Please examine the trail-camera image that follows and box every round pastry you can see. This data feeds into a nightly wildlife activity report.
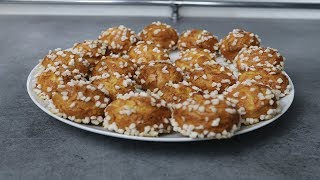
[40,48,89,76]
[219,29,261,61]
[177,29,219,52]
[139,21,179,50]
[34,65,84,99]
[128,41,169,64]
[235,46,285,73]
[72,40,108,69]
[103,91,172,137]
[98,25,137,54]
[35,49,88,99]
[91,73,136,101]
[170,95,240,139]
[188,64,236,94]
[135,61,183,91]
[151,81,203,106]
[91,54,136,77]
[51,80,109,125]
[238,70,290,97]
[225,80,281,125]
[175,48,216,72]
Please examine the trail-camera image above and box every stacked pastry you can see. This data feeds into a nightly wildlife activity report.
[33,21,291,139]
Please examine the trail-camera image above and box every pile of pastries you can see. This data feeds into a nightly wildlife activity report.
[33,21,291,139]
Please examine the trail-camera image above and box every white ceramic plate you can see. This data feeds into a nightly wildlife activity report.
[27,53,294,142]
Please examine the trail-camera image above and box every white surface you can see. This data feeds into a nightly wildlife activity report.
[179,7,320,19]
[26,55,295,142]
[1,3,320,19]
[0,4,171,17]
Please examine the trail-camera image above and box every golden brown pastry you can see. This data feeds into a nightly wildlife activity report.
[188,64,236,94]
[72,40,108,69]
[219,29,261,61]
[51,80,109,125]
[178,29,219,52]
[171,95,240,139]
[238,70,290,97]
[91,73,136,101]
[35,66,83,99]
[98,25,137,54]
[32,23,293,140]
[135,61,183,91]
[103,91,172,137]
[128,41,169,64]
[150,81,203,106]
[174,48,216,72]
[91,54,136,77]
[41,48,89,76]
[225,80,281,125]
[139,21,178,51]
[35,48,89,99]
[235,46,284,73]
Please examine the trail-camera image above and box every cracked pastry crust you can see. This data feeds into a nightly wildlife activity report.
[90,73,136,101]
[103,92,172,137]
[35,49,89,98]
[234,46,284,73]
[149,81,203,108]
[175,48,216,72]
[90,54,137,100]
[128,41,169,64]
[238,70,290,97]
[72,40,108,69]
[225,80,281,125]
[35,67,84,98]
[188,64,236,94]
[51,80,110,125]
[91,54,136,77]
[135,61,183,91]
[98,25,137,54]
[178,29,219,53]
[170,95,240,139]
[40,48,89,76]
[139,21,179,51]
[219,29,261,61]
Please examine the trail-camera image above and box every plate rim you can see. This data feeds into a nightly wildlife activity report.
[26,64,295,142]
